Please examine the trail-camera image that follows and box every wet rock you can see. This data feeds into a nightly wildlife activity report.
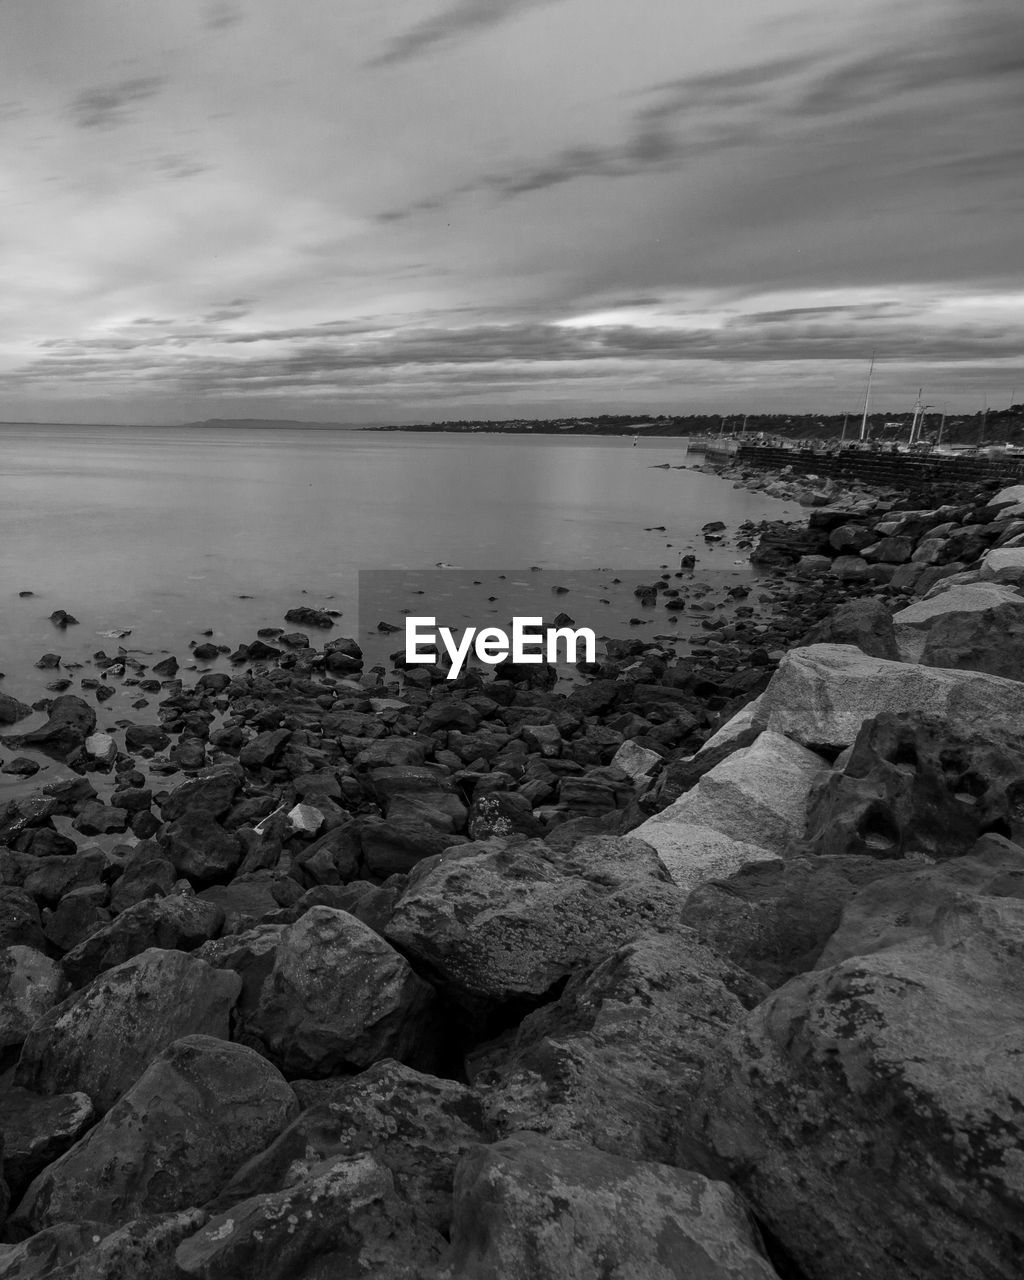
[108,855,178,913]
[12,1035,298,1232]
[473,928,764,1165]
[123,723,171,752]
[370,764,468,833]
[0,757,40,776]
[0,888,45,950]
[697,894,1024,1280]
[159,764,242,822]
[239,906,436,1077]
[16,948,241,1114]
[42,886,111,954]
[72,800,129,836]
[238,727,291,769]
[0,946,65,1048]
[633,730,828,892]
[358,818,464,879]
[61,893,224,987]
[284,605,334,628]
[17,695,96,760]
[0,1088,94,1201]
[442,1133,778,1280]
[0,692,32,726]
[294,821,362,883]
[467,791,543,841]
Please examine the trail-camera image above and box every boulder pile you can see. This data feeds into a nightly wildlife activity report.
[2,482,1024,1277]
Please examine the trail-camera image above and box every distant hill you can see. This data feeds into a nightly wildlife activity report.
[176,418,371,430]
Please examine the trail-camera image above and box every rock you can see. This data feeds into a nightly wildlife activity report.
[238,906,436,1077]
[697,895,1024,1280]
[238,727,291,769]
[474,928,764,1165]
[829,555,873,581]
[61,894,225,987]
[803,712,1024,861]
[108,855,178,913]
[49,609,79,627]
[212,1060,486,1236]
[748,643,1024,750]
[0,946,65,1048]
[353,738,427,768]
[151,654,179,677]
[861,534,915,564]
[72,800,129,835]
[632,730,828,892]
[17,695,96,759]
[12,1035,298,1232]
[817,835,1024,967]
[161,809,243,883]
[801,597,900,659]
[371,765,468,833]
[193,923,286,1022]
[84,732,117,768]
[0,757,40,776]
[385,836,688,1019]
[17,948,241,1113]
[23,849,113,907]
[0,1088,94,1201]
[173,1153,443,1280]
[467,791,543,841]
[287,802,324,836]
[442,1133,779,1280]
[284,605,335,628]
[0,888,45,950]
[980,546,1024,585]
[610,738,663,781]
[358,818,463,879]
[0,692,32,726]
[294,821,362,883]
[678,856,899,988]
[828,524,876,554]
[124,723,171,752]
[160,764,243,823]
[892,582,1024,676]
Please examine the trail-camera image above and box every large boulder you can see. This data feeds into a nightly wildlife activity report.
[61,893,224,987]
[473,927,764,1165]
[370,764,468,833]
[980,546,1024,585]
[803,712,1024,860]
[632,731,828,892]
[678,855,900,989]
[11,1035,297,1233]
[441,1133,779,1279]
[160,810,243,884]
[745,644,1024,750]
[159,765,242,822]
[211,1060,486,1235]
[892,582,1024,677]
[697,894,1024,1280]
[0,1088,94,1202]
[173,1153,444,1280]
[0,888,45,951]
[0,1209,205,1280]
[384,836,688,1019]
[0,947,65,1048]
[16,696,96,759]
[238,906,436,1077]
[16,948,241,1113]
[801,597,900,659]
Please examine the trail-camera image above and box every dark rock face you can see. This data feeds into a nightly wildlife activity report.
[60,895,225,987]
[124,722,171,752]
[16,696,96,760]
[159,765,242,822]
[0,1088,94,1202]
[697,893,1024,1280]
[16,948,241,1113]
[472,928,764,1166]
[284,605,335,628]
[11,1035,297,1233]
[802,597,900,660]
[0,888,46,950]
[443,1133,778,1280]
[161,810,244,883]
[678,856,902,989]
[0,691,33,726]
[237,906,437,1077]
[804,712,1024,860]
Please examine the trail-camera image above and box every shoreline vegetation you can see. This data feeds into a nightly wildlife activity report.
[2,451,1024,1276]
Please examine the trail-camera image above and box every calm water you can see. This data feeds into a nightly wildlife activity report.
[0,425,796,707]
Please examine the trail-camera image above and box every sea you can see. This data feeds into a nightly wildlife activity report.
[0,424,797,714]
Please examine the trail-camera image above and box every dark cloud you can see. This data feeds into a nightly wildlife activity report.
[368,0,562,68]
[206,2,243,30]
[71,77,164,129]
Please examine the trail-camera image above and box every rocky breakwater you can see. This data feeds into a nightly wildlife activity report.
[2,485,1024,1277]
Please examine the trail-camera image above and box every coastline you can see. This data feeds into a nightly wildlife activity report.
[3,460,1024,1275]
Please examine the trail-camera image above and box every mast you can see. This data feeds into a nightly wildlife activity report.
[859,350,876,441]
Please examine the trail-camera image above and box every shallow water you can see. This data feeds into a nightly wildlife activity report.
[0,425,796,712]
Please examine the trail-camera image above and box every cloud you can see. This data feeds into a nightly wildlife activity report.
[71,77,164,129]
[369,0,562,67]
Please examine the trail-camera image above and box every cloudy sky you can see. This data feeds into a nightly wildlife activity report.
[1,0,1021,422]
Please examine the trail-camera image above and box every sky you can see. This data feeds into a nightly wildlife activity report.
[0,0,1022,423]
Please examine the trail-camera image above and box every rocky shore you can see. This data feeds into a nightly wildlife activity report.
[2,473,1024,1278]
